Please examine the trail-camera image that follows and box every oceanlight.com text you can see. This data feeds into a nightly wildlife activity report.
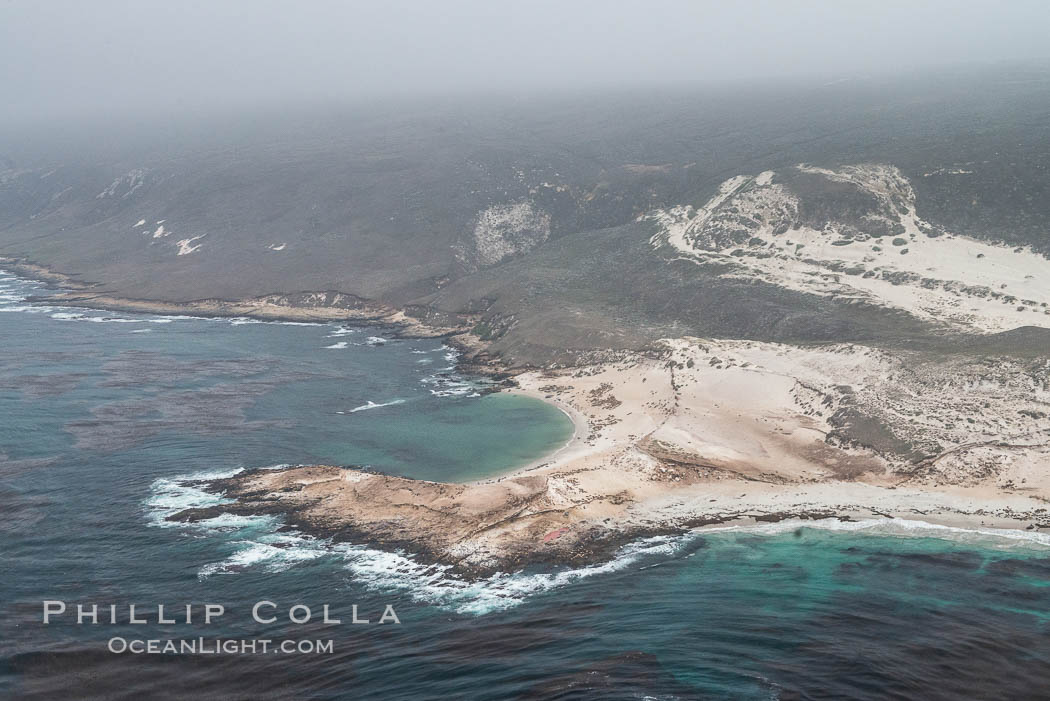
[107,637,335,655]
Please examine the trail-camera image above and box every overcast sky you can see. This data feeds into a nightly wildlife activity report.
[2,0,1049,124]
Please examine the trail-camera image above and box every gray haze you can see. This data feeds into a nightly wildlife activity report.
[2,0,1049,125]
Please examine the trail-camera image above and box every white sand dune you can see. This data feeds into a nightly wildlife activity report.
[650,163,1050,333]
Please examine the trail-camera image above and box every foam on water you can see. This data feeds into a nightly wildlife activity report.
[198,532,331,579]
[145,464,294,517]
[417,346,490,398]
[420,369,489,398]
[144,467,336,580]
[0,274,215,324]
[343,399,407,413]
[229,317,321,327]
[51,311,147,323]
[697,516,1050,550]
[332,535,686,616]
[144,467,245,528]
[325,332,398,349]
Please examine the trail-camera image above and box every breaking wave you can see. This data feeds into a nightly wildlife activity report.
[340,399,407,414]
[420,370,489,398]
[228,318,321,326]
[198,532,331,578]
[697,516,1050,549]
[418,345,493,398]
[324,334,390,349]
[331,535,685,615]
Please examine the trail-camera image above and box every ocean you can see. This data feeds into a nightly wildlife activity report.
[3,271,1050,700]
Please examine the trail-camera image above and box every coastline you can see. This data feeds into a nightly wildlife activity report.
[30,290,467,339]
[0,256,477,340]
[6,258,1050,578]
[171,345,1050,579]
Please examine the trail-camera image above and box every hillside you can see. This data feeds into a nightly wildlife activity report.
[2,66,1050,366]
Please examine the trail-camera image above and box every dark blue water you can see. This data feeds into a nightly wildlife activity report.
[3,271,1050,700]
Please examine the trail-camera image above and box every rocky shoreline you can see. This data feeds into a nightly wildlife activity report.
[165,336,1050,579]
[7,256,1050,578]
[1,255,517,378]
[167,464,856,579]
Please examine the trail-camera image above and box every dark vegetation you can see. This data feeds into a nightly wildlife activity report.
[2,65,1049,366]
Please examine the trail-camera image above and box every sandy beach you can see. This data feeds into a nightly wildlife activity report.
[173,335,1050,577]
[482,387,592,481]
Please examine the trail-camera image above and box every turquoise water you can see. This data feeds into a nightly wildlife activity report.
[3,272,1050,700]
[0,277,571,483]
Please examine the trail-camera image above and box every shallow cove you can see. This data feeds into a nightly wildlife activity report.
[0,271,573,484]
